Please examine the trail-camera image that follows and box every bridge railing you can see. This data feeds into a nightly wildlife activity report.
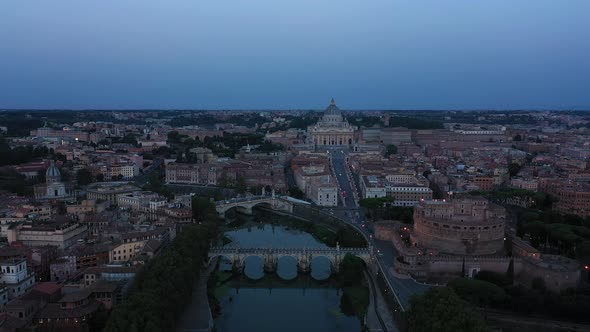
[209,247,371,253]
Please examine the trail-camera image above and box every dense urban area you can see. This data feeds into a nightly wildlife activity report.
[0,101,589,331]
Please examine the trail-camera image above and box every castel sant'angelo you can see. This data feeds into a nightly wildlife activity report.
[411,196,506,255]
[376,196,580,291]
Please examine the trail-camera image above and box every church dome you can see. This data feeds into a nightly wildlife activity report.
[324,98,341,116]
[46,161,61,182]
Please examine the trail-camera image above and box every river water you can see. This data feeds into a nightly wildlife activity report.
[214,223,362,332]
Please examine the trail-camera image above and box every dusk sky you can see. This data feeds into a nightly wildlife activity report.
[1,1,589,110]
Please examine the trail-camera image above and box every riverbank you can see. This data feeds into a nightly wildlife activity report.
[176,262,217,332]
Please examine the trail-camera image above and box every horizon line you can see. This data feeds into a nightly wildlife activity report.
[1,108,589,112]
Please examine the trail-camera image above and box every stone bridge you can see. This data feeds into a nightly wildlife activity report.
[215,193,296,217]
[208,245,373,274]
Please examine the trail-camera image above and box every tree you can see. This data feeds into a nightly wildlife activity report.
[407,287,489,332]
[461,257,466,278]
[359,197,395,221]
[475,271,512,287]
[192,197,218,223]
[0,167,28,195]
[167,131,180,143]
[104,223,217,331]
[531,277,546,292]
[36,170,46,183]
[235,176,247,194]
[76,168,95,185]
[508,162,522,177]
[287,186,305,199]
[339,253,364,287]
[143,172,173,199]
[384,144,398,157]
[513,134,522,141]
[449,278,507,307]
[506,258,514,284]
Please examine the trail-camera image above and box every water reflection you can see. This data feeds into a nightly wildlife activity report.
[243,256,264,280]
[225,224,327,249]
[277,256,297,280]
[310,256,332,280]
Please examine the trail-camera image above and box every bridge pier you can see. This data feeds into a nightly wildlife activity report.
[233,258,244,274]
[297,253,311,274]
[264,251,277,273]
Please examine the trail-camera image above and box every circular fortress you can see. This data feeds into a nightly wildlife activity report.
[411,197,506,255]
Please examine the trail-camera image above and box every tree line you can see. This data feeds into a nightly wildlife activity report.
[0,137,55,166]
[105,199,218,331]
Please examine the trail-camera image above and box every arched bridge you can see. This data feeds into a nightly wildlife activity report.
[208,245,373,274]
[215,194,298,217]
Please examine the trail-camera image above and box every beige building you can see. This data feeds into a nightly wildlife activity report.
[359,174,433,206]
[292,158,339,207]
[86,182,139,203]
[165,163,219,185]
[116,192,166,212]
[360,175,387,199]
[509,178,539,191]
[386,185,433,207]
[308,99,355,146]
[411,197,506,255]
[308,177,338,207]
[7,222,88,249]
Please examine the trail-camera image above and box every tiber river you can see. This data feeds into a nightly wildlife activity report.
[211,222,362,332]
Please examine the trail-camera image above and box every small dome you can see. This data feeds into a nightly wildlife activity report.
[46,161,61,178]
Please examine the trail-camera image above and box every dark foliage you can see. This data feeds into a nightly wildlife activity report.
[104,223,217,331]
[407,287,488,332]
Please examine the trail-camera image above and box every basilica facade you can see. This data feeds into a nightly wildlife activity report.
[308,99,356,146]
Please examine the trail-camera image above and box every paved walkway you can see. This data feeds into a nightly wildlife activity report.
[365,271,399,332]
[176,262,216,332]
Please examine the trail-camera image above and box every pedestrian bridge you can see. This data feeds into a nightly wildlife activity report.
[208,245,372,274]
[215,194,298,217]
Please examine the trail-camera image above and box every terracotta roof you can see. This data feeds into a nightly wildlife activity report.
[36,301,100,319]
[59,290,91,303]
[88,281,119,293]
[83,265,139,275]
[32,282,62,295]
[0,313,27,332]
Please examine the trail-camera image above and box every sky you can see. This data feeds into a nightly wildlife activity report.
[1,1,589,110]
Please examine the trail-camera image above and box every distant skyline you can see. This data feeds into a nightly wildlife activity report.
[1,1,589,110]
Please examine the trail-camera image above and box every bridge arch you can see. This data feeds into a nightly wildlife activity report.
[242,255,265,280]
[208,253,234,265]
[310,256,333,280]
[215,196,295,217]
[276,255,298,280]
[250,201,274,210]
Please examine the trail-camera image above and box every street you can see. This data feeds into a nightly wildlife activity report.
[328,148,430,309]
